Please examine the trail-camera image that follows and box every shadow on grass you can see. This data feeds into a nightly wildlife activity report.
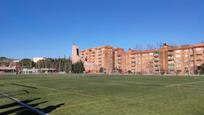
[11,83,38,89]
[17,103,65,115]
[0,90,30,99]
[0,98,41,109]
[0,98,64,115]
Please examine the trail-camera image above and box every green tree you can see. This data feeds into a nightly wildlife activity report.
[65,59,72,73]
[71,61,85,73]
[198,64,204,75]
[20,59,35,68]
[36,58,72,73]
[99,67,105,73]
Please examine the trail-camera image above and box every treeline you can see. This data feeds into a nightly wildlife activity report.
[19,58,84,73]
[36,58,72,73]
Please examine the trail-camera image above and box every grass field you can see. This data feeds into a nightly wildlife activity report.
[1,74,204,115]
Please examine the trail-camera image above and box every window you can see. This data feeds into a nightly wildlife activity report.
[76,49,79,56]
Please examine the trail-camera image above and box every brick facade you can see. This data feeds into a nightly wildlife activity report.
[73,43,204,75]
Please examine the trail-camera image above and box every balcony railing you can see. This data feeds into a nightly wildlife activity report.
[154,60,160,63]
[196,59,203,61]
[168,52,174,56]
[168,58,174,61]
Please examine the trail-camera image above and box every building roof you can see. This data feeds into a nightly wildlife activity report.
[80,45,113,52]
[0,66,16,70]
[168,43,204,51]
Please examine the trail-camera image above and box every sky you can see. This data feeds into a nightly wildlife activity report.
[0,0,204,59]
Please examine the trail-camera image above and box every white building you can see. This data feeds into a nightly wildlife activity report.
[33,57,45,63]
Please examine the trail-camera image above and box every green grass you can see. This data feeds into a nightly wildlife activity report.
[1,74,204,115]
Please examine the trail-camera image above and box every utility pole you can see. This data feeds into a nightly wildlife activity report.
[64,55,66,72]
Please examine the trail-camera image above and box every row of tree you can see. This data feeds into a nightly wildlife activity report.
[19,58,84,73]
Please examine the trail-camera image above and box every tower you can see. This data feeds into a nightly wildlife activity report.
[72,44,80,64]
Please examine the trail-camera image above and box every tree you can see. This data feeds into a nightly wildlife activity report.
[198,64,204,75]
[19,59,35,68]
[65,58,72,73]
[134,44,142,50]
[114,67,122,74]
[128,70,132,74]
[99,67,105,73]
[0,57,12,61]
[146,44,155,50]
[156,42,163,49]
[71,61,85,73]
[36,58,72,73]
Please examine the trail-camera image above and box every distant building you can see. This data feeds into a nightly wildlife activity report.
[33,57,45,63]
[114,48,126,73]
[123,43,204,75]
[0,59,21,74]
[72,44,80,64]
[22,68,38,74]
[21,68,57,74]
[72,43,204,75]
[80,46,114,74]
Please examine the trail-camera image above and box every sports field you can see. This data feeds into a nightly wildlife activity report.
[1,74,204,115]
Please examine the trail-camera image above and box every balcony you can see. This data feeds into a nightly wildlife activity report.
[168,63,174,66]
[98,50,102,54]
[154,60,160,63]
[154,64,160,67]
[154,69,160,72]
[196,53,203,56]
[168,52,174,56]
[168,60,174,64]
[196,59,203,62]
[131,65,136,67]
[154,55,159,58]
[168,58,174,61]
[168,67,174,70]
[116,60,121,64]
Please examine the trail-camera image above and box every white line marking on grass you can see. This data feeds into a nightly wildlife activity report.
[0,92,48,115]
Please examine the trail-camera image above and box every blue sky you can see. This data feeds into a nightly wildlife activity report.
[0,0,204,59]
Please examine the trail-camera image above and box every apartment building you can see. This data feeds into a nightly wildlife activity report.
[113,48,126,73]
[166,44,204,75]
[73,43,204,75]
[126,49,162,74]
[126,43,204,75]
[80,46,114,74]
